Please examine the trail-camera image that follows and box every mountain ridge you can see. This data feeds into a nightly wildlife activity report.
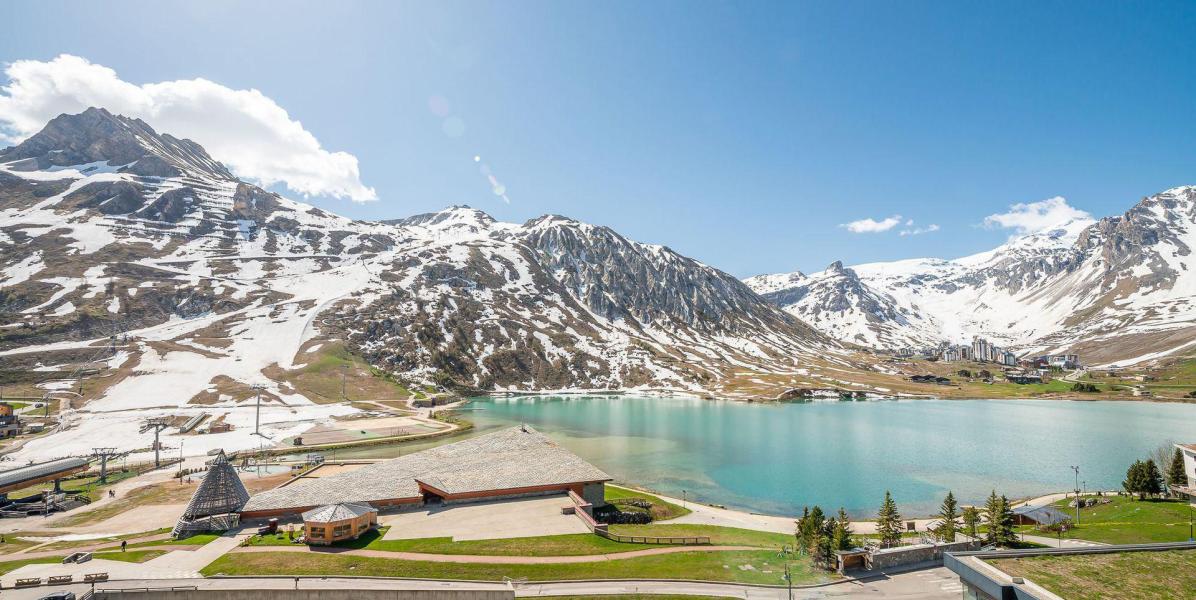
[747,185,1196,366]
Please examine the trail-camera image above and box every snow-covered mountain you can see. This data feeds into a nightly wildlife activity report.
[745,261,941,349]
[0,108,841,462]
[747,188,1196,366]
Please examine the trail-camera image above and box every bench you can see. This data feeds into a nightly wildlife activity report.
[15,577,41,588]
[48,575,74,585]
[84,572,109,583]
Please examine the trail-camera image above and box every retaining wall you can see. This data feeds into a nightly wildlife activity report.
[96,589,512,600]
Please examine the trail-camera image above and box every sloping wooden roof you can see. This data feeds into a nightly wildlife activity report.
[243,426,610,513]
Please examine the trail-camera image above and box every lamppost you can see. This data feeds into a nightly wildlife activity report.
[682,489,687,509]
[783,562,793,600]
[1070,465,1081,525]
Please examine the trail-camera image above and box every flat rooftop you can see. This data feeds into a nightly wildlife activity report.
[243,425,610,514]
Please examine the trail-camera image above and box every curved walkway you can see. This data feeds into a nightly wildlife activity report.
[231,544,756,564]
[0,568,965,600]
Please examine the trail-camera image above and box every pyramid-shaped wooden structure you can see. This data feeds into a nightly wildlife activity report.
[172,450,250,537]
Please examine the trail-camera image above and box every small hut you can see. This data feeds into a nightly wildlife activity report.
[301,502,377,545]
[172,450,250,538]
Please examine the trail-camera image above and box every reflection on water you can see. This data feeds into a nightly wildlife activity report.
[307,395,1196,518]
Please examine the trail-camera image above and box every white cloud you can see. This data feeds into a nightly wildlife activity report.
[899,223,940,236]
[0,55,376,202]
[841,215,902,233]
[982,196,1092,236]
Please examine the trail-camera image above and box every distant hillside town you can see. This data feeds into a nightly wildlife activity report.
[895,337,1081,378]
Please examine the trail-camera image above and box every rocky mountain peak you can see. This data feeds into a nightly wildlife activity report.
[0,107,233,180]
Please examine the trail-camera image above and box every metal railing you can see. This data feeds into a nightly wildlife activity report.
[567,490,711,545]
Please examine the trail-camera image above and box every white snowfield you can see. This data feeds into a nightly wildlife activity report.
[0,154,400,466]
[1,147,838,466]
[748,186,1196,365]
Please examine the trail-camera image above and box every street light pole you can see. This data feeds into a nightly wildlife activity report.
[1070,465,1081,525]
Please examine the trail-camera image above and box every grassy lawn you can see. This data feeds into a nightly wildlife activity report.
[271,342,414,404]
[247,527,666,556]
[990,549,1196,599]
[957,379,1092,398]
[605,485,691,520]
[131,532,222,547]
[559,596,736,600]
[0,556,63,575]
[1019,496,1196,544]
[7,468,140,502]
[92,549,167,563]
[607,524,791,548]
[0,535,45,555]
[203,549,829,585]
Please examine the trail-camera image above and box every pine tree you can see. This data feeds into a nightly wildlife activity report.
[962,506,980,539]
[1168,448,1187,492]
[832,507,854,551]
[795,507,810,551]
[1123,460,1146,500]
[996,495,1017,546]
[983,491,1002,545]
[1144,459,1164,497]
[799,506,826,556]
[811,520,834,569]
[876,491,903,548]
[933,491,959,542]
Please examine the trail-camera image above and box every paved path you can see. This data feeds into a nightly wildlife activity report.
[624,486,942,534]
[1018,533,1108,549]
[144,530,252,572]
[232,544,757,564]
[639,485,1118,540]
[1,543,197,561]
[0,464,180,535]
[0,568,964,600]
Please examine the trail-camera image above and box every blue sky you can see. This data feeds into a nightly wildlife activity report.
[2,1,1194,276]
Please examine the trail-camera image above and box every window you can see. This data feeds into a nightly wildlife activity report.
[308,527,325,537]
[333,524,352,537]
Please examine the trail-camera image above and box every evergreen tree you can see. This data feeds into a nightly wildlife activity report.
[1123,460,1147,500]
[962,506,980,539]
[1144,459,1164,497]
[832,507,855,551]
[933,491,959,542]
[995,495,1017,546]
[983,491,1002,545]
[876,491,903,548]
[811,520,834,569]
[795,507,810,551]
[798,506,826,556]
[1168,448,1188,491]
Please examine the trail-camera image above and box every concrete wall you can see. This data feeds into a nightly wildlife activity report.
[581,482,606,507]
[97,589,513,600]
[867,539,980,571]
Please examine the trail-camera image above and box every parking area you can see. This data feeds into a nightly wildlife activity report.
[380,494,590,541]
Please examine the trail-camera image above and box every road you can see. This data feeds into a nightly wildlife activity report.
[0,568,965,600]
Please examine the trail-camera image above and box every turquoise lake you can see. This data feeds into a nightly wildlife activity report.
[436,396,1196,518]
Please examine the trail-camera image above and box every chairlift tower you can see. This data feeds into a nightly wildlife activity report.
[251,384,266,437]
[141,418,172,468]
[90,447,123,483]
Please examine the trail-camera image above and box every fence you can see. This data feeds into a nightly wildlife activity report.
[567,489,710,546]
